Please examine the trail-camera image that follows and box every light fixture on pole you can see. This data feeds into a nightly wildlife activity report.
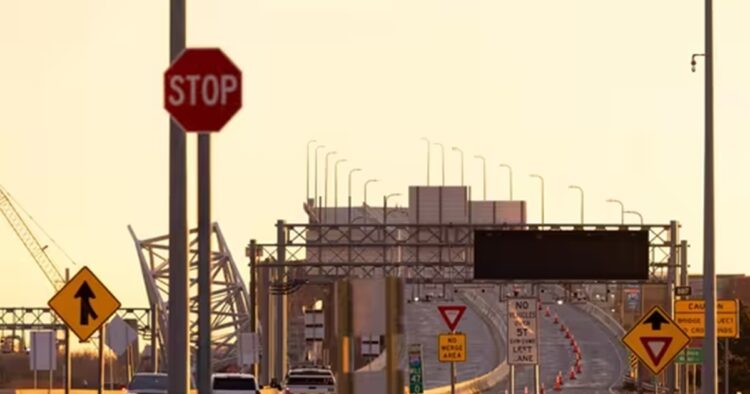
[314,145,326,208]
[334,158,347,223]
[324,151,337,211]
[624,210,643,225]
[421,138,431,186]
[499,164,513,200]
[451,147,464,186]
[606,199,625,224]
[434,143,445,186]
[474,155,487,200]
[383,193,402,224]
[530,174,545,224]
[363,179,379,207]
[347,168,362,223]
[568,185,584,224]
[306,140,317,202]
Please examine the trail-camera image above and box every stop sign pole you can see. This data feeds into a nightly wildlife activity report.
[165,43,242,394]
[167,1,189,394]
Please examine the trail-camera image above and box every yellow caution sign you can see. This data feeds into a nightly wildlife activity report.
[675,300,739,338]
[438,333,466,363]
[622,306,690,375]
[48,267,121,342]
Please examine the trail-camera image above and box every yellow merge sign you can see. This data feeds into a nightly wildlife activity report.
[622,306,690,375]
[48,267,121,342]
[438,333,466,363]
[675,300,739,338]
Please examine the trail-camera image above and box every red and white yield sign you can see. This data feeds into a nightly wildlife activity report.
[164,48,242,132]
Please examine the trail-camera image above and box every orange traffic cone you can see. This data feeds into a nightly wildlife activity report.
[545,307,551,317]
[524,386,529,394]
[569,366,577,380]
[553,314,559,324]
[555,371,564,389]
[553,379,562,391]
[570,337,576,346]
[560,323,566,332]
[540,383,546,394]
[564,330,571,339]
[538,302,542,311]
[575,352,582,361]
[576,362,583,374]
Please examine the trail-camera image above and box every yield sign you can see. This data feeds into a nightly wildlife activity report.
[437,305,466,332]
[622,305,690,375]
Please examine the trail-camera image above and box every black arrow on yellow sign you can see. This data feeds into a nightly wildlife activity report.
[74,281,98,325]
[643,310,669,330]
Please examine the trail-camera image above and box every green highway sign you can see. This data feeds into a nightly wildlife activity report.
[675,348,703,365]
[408,344,424,394]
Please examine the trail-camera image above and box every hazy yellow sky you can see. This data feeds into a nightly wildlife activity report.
[1,1,749,309]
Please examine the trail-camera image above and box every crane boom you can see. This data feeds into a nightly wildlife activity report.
[0,187,65,290]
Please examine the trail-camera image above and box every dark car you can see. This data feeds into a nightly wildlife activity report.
[126,373,169,394]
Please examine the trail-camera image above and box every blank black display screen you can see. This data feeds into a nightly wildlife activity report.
[473,230,649,281]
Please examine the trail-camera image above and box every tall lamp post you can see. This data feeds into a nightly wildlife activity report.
[421,138,431,186]
[383,193,402,224]
[347,168,362,223]
[334,158,347,223]
[474,155,487,200]
[624,210,643,225]
[606,199,625,224]
[434,143,445,186]
[451,147,464,186]
[693,2,717,390]
[569,185,584,224]
[499,164,513,200]
[324,151,337,213]
[306,140,317,202]
[363,179,379,224]
[529,174,544,224]
[314,145,326,208]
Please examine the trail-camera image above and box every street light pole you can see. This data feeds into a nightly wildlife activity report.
[314,145,326,208]
[693,1,717,391]
[499,164,513,200]
[624,210,643,225]
[569,185,584,224]
[606,199,625,224]
[364,179,379,207]
[434,143,445,186]
[530,174,544,224]
[334,158,347,223]
[421,138,431,186]
[347,168,362,223]
[451,147,464,186]
[306,140,317,202]
[474,155,487,200]
[383,193,401,224]
[324,151,337,213]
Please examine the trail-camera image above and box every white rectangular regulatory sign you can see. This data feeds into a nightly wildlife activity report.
[507,298,539,365]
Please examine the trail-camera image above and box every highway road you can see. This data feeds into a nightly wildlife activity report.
[404,293,501,389]
[506,301,628,394]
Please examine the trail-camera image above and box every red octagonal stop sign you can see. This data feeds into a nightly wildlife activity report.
[164,48,242,132]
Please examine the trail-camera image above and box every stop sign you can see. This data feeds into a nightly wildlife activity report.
[164,48,242,132]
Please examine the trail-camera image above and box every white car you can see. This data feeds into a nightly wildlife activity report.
[282,368,336,394]
[212,373,262,394]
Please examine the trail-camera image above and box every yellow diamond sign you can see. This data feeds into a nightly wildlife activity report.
[622,306,690,375]
[48,267,121,342]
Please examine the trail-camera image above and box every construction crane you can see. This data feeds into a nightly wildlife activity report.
[0,185,66,290]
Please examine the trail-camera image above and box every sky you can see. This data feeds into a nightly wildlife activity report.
[1,1,749,310]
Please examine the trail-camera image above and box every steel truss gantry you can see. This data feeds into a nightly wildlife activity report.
[129,223,251,370]
[251,222,680,286]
